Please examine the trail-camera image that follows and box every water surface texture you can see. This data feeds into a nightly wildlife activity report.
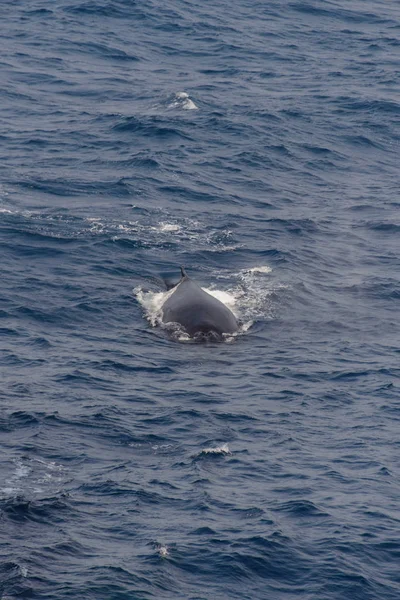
[1,1,399,598]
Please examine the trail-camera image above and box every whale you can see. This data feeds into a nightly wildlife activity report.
[161,267,238,338]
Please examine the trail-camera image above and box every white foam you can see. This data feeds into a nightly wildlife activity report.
[0,184,10,197]
[240,320,254,332]
[1,486,21,496]
[154,222,181,233]
[176,330,191,342]
[37,473,54,483]
[81,215,244,255]
[1,460,31,495]
[182,98,198,110]
[203,288,237,315]
[152,444,174,452]
[158,545,169,557]
[246,266,272,274]
[230,265,280,327]
[33,458,64,472]
[207,244,242,253]
[169,91,198,110]
[87,220,106,233]
[201,443,231,455]
[135,286,171,327]
[1,458,66,498]
[14,462,31,479]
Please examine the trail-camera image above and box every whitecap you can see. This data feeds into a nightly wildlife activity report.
[201,443,231,455]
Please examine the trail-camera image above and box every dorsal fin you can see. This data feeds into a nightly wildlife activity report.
[162,267,188,290]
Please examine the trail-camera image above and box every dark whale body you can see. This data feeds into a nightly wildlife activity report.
[161,268,238,338]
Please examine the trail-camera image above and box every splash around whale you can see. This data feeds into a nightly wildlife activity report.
[161,267,239,340]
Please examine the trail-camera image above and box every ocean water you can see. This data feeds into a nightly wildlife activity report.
[1,0,399,598]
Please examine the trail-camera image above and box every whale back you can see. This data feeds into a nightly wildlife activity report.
[161,271,238,337]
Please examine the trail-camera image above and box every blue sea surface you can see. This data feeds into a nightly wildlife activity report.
[1,0,399,598]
